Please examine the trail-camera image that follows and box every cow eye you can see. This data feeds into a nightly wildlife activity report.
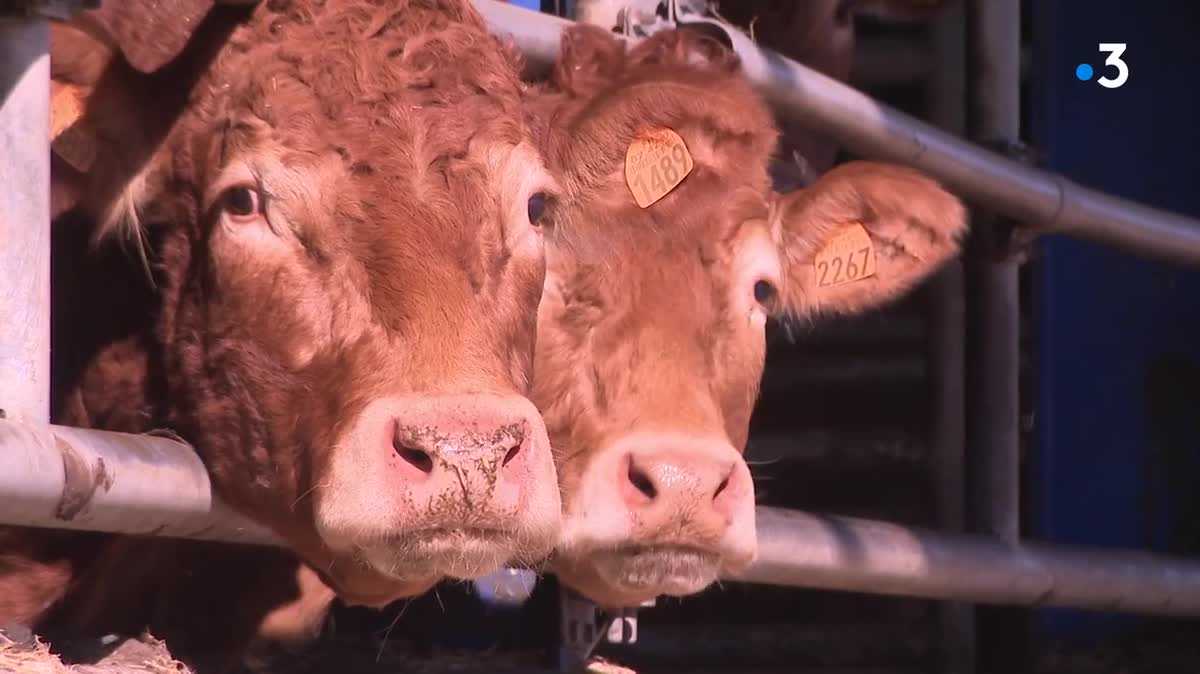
[753,280,776,305]
[222,186,261,221]
[527,192,548,225]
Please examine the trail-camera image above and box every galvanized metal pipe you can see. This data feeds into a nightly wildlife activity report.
[732,507,1200,618]
[475,0,575,77]
[0,18,52,425]
[965,0,1026,668]
[0,419,277,545]
[7,420,1200,619]
[965,0,1022,560]
[473,0,1200,267]
[927,3,975,672]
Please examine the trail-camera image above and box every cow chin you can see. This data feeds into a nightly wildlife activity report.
[555,542,748,608]
[358,526,553,583]
[594,545,722,596]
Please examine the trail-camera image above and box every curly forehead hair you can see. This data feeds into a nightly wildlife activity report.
[198,0,529,157]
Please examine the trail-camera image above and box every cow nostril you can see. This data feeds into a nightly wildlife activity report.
[713,474,731,501]
[395,443,434,474]
[501,441,521,468]
[627,459,657,500]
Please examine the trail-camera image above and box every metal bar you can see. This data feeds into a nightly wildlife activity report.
[965,1,1025,670]
[852,41,1032,89]
[731,507,1200,618]
[0,17,51,425]
[926,3,974,673]
[0,419,278,545]
[474,0,575,77]
[11,417,1200,620]
[473,0,1200,267]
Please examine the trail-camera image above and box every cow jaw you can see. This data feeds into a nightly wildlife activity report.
[313,394,561,589]
[552,430,757,607]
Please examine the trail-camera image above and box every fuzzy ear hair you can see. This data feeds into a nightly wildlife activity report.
[625,27,740,75]
[771,161,968,319]
[551,24,629,97]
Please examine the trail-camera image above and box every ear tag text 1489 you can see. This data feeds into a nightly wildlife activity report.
[813,223,876,288]
[625,128,694,208]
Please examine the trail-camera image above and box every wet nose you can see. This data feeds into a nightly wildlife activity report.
[367,390,559,522]
[618,441,748,532]
[392,414,524,478]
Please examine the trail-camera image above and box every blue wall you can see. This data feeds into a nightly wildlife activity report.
[1031,0,1200,645]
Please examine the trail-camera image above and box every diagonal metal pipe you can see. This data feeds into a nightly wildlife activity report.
[473,0,1200,267]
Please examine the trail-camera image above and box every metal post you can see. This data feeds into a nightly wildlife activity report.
[965,0,1025,671]
[0,16,51,425]
[927,3,974,672]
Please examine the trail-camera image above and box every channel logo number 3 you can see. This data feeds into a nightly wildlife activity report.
[1096,43,1129,89]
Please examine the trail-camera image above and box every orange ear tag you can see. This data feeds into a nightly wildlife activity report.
[812,223,877,288]
[49,82,98,173]
[51,82,86,142]
[624,128,694,208]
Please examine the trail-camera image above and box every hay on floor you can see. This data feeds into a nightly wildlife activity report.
[0,631,191,674]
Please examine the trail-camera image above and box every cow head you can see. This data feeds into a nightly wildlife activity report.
[527,26,966,607]
[49,0,561,606]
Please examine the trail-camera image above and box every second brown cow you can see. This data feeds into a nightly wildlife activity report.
[527,25,967,607]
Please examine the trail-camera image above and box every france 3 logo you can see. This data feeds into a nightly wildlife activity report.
[1075,43,1129,89]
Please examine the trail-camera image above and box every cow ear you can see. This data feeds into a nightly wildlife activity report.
[48,22,112,219]
[770,161,966,319]
[66,0,221,74]
[551,24,628,96]
[47,1,253,228]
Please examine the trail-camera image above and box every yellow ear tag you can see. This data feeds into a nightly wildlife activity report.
[813,223,877,288]
[624,128,694,208]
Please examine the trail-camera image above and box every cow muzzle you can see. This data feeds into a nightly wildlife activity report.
[554,430,757,606]
[314,393,561,584]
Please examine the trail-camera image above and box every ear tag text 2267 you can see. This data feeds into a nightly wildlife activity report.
[813,223,877,288]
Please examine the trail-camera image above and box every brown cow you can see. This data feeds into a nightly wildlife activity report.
[526,25,967,608]
[3,0,562,650]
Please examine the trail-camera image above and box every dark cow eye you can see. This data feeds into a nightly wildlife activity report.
[527,192,548,225]
[223,186,260,221]
[754,280,776,305]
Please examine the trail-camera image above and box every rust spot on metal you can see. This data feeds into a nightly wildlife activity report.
[54,437,113,521]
